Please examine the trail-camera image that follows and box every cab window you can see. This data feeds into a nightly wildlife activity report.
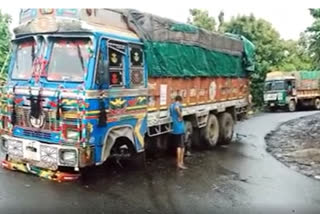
[108,42,125,87]
[96,40,126,88]
[130,45,144,88]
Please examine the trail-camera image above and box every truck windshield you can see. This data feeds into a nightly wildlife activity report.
[265,81,286,91]
[11,40,36,80]
[47,38,90,82]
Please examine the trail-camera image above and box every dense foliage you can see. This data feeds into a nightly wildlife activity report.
[188,9,313,107]
[0,10,11,81]
[306,8,320,69]
[187,9,216,32]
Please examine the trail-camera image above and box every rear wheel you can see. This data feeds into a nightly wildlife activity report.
[218,112,234,145]
[314,98,320,110]
[192,128,203,148]
[288,100,296,112]
[203,114,219,148]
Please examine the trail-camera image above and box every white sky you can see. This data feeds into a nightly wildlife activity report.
[2,0,320,40]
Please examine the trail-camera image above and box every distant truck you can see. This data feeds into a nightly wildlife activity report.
[0,9,254,181]
[264,71,320,112]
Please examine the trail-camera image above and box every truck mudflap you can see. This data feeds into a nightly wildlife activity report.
[1,160,80,182]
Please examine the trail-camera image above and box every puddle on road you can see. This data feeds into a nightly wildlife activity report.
[76,144,249,194]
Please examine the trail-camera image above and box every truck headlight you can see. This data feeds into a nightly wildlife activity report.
[59,149,77,165]
[66,130,79,141]
[277,93,283,100]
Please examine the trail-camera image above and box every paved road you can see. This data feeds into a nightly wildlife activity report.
[1,111,320,214]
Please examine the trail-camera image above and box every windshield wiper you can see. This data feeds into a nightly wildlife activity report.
[15,50,19,71]
[76,44,85,71]
[31,44,35,62]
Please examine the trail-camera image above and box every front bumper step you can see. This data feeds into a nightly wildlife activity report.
[1,160,80,182]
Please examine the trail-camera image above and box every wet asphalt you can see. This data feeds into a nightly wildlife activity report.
[1,111,320,214]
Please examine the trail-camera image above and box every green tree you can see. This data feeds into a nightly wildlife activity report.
[306,8,320,69]
[0,10,12,80]
[188,9,216,32]
[224,14,285,107]
[276,38,312,71]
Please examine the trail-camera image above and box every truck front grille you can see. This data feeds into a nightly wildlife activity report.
[22,129,52,140]
[15,107,58,131]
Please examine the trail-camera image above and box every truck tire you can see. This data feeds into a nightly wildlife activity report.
[192,128,203,148]
[218,112,234,145]
[184,121,193,150]
[288,100,296,112]
[203,114,219,148]
[315,98,320,110]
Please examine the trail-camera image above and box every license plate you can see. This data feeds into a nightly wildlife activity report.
[23,141,40,161]
[270,103,275,107]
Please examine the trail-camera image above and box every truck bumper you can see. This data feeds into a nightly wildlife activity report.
[0,135,82,182]
[1,160,80,182]
[264,101,287,108]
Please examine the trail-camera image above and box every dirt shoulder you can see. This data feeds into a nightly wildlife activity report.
[265,113,320,179]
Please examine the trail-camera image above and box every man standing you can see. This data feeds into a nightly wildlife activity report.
[170,95,187,169]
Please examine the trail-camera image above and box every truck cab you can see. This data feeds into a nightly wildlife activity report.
[0,9,148,181]
[264,74,296,111]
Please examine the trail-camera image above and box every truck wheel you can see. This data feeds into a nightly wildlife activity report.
[192,128,203,148]
[315,98,320,110]
[218,112,234,145]
[203,114,219,148]
[288,100,296,112]
[184,121,193,150]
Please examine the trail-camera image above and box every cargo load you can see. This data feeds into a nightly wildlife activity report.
[117,9,255,78]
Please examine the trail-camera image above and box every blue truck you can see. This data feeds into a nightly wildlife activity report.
[0,9,254,181]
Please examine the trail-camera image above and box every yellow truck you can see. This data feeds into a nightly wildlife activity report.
[264,71,320,112]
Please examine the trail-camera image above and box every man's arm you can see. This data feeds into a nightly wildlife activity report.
[175,105,183,121]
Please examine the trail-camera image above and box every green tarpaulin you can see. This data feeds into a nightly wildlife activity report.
[299,70,320,80]
[145,41,245,77]
[117,9,255,77]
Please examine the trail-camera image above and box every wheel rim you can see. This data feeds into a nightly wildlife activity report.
[224,120,233,139]
[208,118,218,144]
[209,123,216,139]
[289,101,295,111]
[316,99,320,109]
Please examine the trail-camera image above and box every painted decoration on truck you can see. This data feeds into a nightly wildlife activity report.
[127,96,147,108]
[134,116,145,148]
[160,84,167,106]
[20,9,37,24]
[148,77,249,110]
[108,96,148,117]
[110,98,126,109]
[209,81,217,101]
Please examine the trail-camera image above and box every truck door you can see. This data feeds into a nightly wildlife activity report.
[95,39,147,157]
[95,39,127,126]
